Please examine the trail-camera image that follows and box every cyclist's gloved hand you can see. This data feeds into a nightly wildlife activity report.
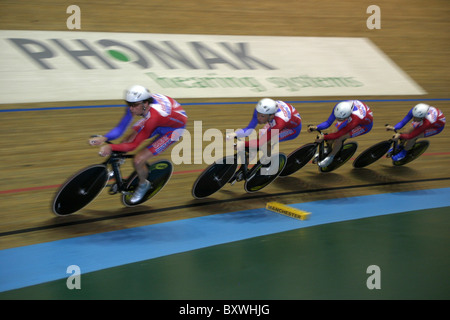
[89,135,107,146]
[315,134,325,143]
[99,144,112,157]
[385,125,396,132]
[391,133,401,141]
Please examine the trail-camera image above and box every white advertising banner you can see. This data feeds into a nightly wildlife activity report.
[0,30,425,103]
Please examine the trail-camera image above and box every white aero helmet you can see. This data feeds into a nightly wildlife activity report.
[412,103,430,118]
[125,85,151,103]
[256,98,278,114]
[334,101,354,119]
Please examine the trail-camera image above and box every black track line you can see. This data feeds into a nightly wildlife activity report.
[1,176,449,237]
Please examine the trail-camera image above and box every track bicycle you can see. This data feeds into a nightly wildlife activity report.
[52,145,173,216]
[192,141,287,199]
[280,128,358,176]
[352,125,429,168]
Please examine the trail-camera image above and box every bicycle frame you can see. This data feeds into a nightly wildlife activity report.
[229,149,259,184]
[104,152,134,195]
[314,128,356,162]
[280,128,330,177]
[231,140,274,183]
[385,125,401,158]
[312,128,328,163]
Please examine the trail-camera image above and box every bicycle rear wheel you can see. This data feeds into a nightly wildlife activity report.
[393,140,429,166]
[353,140,392,168]
[52,164,109,216]
[244,153,287,193]
[192,155,238,199]
[122,160,173,206]
[279,143,317,177]
[319,142,358,173]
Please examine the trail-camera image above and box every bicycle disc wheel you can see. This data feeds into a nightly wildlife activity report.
[122,160,174,206]
[192,155,238,199]
[393,140,429,166]
[353,140,392,168]
[52,164,109,216]
[245,153,287,193]
[319,142,358,173]
[279,143,317,177]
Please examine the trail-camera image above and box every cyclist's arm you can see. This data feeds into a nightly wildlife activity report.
[244,118,283,148]
[316,109,336,130]
[399,119,431,140]
[393,109,413,131]
[235,109,258,138]
[110,117,157,153]
[104,108,133,141]
[324,116,357,140]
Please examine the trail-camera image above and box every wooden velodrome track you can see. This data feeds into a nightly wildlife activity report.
[0,0,449,252]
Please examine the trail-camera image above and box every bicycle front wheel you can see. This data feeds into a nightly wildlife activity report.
[393,140,429,166]
[192,155,237,199]
[244,153,287,193]
[52,164,109,216]
[353,140,392,168]
[122,160,174,206]
[279,143,317,177]
[319,142,358,173]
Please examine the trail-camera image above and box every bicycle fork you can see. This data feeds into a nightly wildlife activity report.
[386,139,402,158]
[107,159,131,195]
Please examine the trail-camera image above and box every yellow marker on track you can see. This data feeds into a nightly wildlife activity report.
[266,202,311,220]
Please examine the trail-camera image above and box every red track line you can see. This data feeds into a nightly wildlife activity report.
[1,151,449,195]
[0,169,204,195]
[0,185,62,195]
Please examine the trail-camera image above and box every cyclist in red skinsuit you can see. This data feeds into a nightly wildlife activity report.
[89,85,187,203]
[308,100,373,167]
[234,98,302,148]
[226,98,302,181]
[386,103,445,161]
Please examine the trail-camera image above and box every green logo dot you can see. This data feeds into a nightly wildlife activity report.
[106,50,130,62]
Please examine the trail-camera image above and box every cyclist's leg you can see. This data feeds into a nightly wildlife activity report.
[278,124,302,143]
[139,126,186,182]
[344,121,373,151]
[134,149,154,184]
[405,124,444,150]
[230,141,248,182]
[318,136,344,167]
[131,126,184,202]
[328,136,346,157]
[404,133,424,151]
[313,141,331,164]
[395,124,436,160]
[263,125,301,174]
[319,122,372,167]
[342,121,373,154]
[395,123,415,152]
[326,124,368,158]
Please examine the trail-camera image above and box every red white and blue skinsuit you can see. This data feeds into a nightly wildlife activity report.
[317,100,373,140]
[105,93,187,155]
[236,100,302,148]
[394,105,445,139]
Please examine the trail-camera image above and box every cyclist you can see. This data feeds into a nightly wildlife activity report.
[386,103,445,161]
[308,100,373,167]
[226,98,302,180]
[89,85,187,203]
